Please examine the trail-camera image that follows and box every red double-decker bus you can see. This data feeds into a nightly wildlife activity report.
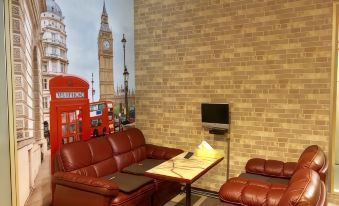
[90,101,114,137]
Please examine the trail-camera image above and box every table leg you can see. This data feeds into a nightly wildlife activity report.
[186,183,191,206]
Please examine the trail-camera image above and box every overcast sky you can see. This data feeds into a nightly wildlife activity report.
[57,0,134,101]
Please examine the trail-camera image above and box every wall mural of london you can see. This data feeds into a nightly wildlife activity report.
[11,0,134,205]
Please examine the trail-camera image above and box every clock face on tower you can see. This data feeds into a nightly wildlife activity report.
[103,40,110,49]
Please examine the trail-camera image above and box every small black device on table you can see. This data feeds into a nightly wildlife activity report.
[184,152,194,159]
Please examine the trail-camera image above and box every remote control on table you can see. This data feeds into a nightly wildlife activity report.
[184,152,194,159]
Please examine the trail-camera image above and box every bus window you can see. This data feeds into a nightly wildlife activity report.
[98,103,106,110]
[108,112,113,121]
[91,119,98,127]
[90,104,98,112]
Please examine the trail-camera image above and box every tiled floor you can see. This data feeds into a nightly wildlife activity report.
[164,194,225,206]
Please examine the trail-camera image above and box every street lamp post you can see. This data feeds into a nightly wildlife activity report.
[121,34,129,121]
[91,73,95,102]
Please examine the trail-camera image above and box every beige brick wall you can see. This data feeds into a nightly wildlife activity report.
[328,193,339,205]
[135,0,333,193]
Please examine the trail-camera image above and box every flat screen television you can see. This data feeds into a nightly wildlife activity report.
[201,103,229,130]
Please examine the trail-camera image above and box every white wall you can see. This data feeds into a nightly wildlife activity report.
[0,0,13,205]
[17,143,44,206]
[336,82,339,164]
[17,145,32,206]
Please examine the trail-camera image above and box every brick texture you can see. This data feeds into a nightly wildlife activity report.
[134,0,333,195]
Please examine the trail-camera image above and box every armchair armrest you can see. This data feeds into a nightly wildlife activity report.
[146,144,183,160]
[245,158,297,178]
[53,172,119,196]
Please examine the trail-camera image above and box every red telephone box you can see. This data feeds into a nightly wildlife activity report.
[49,75,90,173]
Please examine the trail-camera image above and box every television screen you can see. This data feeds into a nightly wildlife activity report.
[201,103,229,129]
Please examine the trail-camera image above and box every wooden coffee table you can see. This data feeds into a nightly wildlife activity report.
[145,152,224,206]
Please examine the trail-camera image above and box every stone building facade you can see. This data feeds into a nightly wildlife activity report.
[41,0,68,124]
[11,0,47,205]
[135,0,339,203]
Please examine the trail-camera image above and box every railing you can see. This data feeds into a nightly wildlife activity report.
[42,38,66,47]
[44,52,67,60]
[42,25,66,34]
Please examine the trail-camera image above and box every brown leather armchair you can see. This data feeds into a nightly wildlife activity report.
[245,145,328,182]
[219,168,326,206]
[53,128,183,206]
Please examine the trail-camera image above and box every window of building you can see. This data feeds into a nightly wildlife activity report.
[52,61,57,72]
[61,63,65,73]
[52,47,57,55]
[60,50,65,58]
[51,32,56,40]
[43,79,47,90]
[43,97,48,109]
[42,64,47,72]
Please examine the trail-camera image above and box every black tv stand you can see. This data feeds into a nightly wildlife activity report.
[209,128,227,135]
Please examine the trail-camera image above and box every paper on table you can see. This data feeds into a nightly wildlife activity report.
[198,140,214,150]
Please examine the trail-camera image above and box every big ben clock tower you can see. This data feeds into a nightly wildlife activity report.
[98,1,114,101]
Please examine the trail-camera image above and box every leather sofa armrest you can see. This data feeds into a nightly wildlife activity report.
[53,172,119,196]
[245,158,297,178]
[146,144,183,160]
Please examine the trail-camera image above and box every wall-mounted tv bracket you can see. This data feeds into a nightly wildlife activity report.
[208,128,227,135]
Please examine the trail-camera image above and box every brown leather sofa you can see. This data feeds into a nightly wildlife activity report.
[245,145,328,182]
[218,145,328,206]
[219,168,326,206]
[52,128,183,206]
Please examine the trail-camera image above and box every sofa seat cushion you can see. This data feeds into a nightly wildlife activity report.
[122,159,166,175]
[219,177,287,206]
[103,172,153,193]
[239,173,290,185]
[110,183,154,206]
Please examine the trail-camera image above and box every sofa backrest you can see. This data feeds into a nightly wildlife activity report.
[296,145,327,181]
[278,168,326,206]
[56,128,150,176]
[107,128,147,170]
[56,137,118,177]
